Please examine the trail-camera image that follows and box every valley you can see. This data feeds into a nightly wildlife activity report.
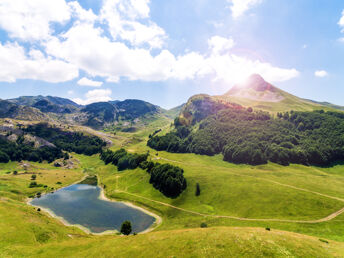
[1,76,344,257]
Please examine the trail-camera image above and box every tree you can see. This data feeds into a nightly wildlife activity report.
[120,220,132,235]
[31,174,37,180]
[0,151,9,163]
[195,183,201,196]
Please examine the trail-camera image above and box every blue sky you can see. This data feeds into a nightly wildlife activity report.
[0,0,344,109]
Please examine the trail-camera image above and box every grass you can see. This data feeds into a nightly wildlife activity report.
[1,117,344,256]
[3,227,344,257]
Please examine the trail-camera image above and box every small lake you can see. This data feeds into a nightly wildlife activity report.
[30,184,156,234]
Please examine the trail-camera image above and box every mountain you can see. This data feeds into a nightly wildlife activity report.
[0,99,49,121]
[216,74,343,113]
[80,102,118,128]
[3,96,173,129]
[8,96,80,114]
[8,95,80,107]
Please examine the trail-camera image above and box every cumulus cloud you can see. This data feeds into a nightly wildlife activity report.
[208,36,235,54]
[339,10,344,28]
[0,0,71,41]
[73,89,112,105]
[0,42,78,83]
[0,0,299,86]
[77,77,103,87]
[314,70,328,78]
[100,0,166,48]
[227,0,263,19]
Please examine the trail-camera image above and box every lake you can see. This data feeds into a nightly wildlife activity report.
[30,184,156,234]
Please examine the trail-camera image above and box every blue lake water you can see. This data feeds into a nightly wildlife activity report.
[30,184,155,233]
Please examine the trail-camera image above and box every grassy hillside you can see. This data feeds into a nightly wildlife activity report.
[1,115,344,256]
[4,227,344,257]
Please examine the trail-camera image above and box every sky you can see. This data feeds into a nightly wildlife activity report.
[0,0,344,109]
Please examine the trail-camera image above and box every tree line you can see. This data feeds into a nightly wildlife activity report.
[148,108,344,166]
[100,148,187,198]
[25,123,106,156]
[0,136,63,163]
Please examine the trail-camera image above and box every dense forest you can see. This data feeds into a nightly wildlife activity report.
[25,123,106,155]
[100,148,148,171]
[100,149,187,198]
[148,108,344,166]
[0,136,63,163]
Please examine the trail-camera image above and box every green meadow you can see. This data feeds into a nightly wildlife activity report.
[1,121,344,257]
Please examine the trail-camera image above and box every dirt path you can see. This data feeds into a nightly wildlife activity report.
[119,156,344,224]
[155,157,344,203]
[116,190,344,224]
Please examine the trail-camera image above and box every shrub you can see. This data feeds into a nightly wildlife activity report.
[31,174,37,180]
[120,220,132,235]
[29,181,37,188]
[200,223,207,228]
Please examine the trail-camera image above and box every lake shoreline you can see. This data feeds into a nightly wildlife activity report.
[27,174,162,235]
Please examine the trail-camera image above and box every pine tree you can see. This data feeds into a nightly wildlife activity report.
[195,183,201,196]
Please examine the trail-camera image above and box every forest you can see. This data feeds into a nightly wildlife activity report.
[0,136,63,163]
[100,149,187,198]
[148,108,344,166]
[25,123,106,155]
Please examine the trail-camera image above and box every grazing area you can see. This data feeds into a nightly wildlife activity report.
[1,121,344,256]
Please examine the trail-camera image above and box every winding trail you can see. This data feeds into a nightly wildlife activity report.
[116,190,344,224]
[117,156,344,224]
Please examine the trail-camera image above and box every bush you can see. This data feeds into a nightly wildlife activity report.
[200,223,207,228]
[29,181,37,188]
[120,220,132,235]
[31,174,36,180]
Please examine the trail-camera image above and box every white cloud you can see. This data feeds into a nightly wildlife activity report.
[68,1,97,23]
[339,10,344,29]
[203,52,299,84]
[228,0,263,19]
[67,90,74,95]
[0,0,299,86]
[208,36,235,54]
[0,42,78,83]
[44,23,174,81]
[73,89,112,105]
[100,0,166,48]
[77,77,103,87]
[0,0,71,41]
[314,70,328,78]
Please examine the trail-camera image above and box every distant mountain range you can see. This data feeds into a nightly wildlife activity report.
[0,96,169,129]
[1,75,343,129]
